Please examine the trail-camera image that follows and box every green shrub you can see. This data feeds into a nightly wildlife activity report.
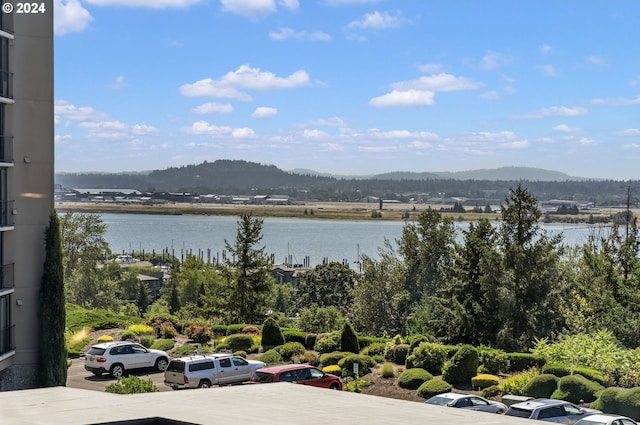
[276,342,306,361]
[127,324,154,335]
[394,344,410,366]
[304,333,317,350]
[242,325,260,335]
[380,362,395,378]
[405,342,448,374]
[282,329,306,346]
[209,324,228,338]
[173,344,197,356]
[97,335,113,343]
[416,379,452,399]
[105,376,158,394]
[592,388,624,417]
[234,350,247,358]
[226,324,252,335]
[397,368,433,390]
[314,337,338,353]
[499,369,540,396]
[523,374,559,398]
[573,366,607,386]
[337,354,375,378]
[66,303,139,333]
[408,335,436,353]
[372,354,385,364]
[507,353,546,372]
[184,324,211,344]
[225,334,254,352]
[481,385,501,398]
[261,317,285,349]
[120,330,136,341]
[258,349,283,365]
[319,351,348,368]
[478,346,509,375]
[442,345,478,385]
[541,362,571,377]
[139,335,155,348]
[360,342,387,357]
[344,377,371,393]
[550,374,605,404]
[340,322,360,354]
[471,374,499,389]
[358,336,390,349]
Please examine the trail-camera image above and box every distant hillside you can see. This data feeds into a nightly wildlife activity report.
[434,167,585,181]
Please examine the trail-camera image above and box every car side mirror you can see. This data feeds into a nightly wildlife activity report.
[446,402,455,407]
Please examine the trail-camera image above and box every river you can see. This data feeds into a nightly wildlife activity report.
[98,213,610,267]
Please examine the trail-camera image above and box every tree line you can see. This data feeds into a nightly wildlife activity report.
[60,183,640,352]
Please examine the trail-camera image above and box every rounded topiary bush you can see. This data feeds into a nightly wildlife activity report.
[322,364,341,375]
[471,373,500,389]
[573,366,607,386]
[405,342,448,374]
[361,342,387,357]
[314,337,338,354]
[97,335,113,343]
[304,333,317,350]
[319,351,347,368]
[408,334,436,352]
[417,379,452,399]
[442,345,479,385]
[234,350,247,358]
[393,344,410,366]
[258,349,283,365]
[477,346,509,375]
[397,368,433,390]
[541,362,571,378]
[150,338,175,351]
[523,374,559,398]
[592,387,623,415]
[506,353,546,372]
[551,374,605,404]
[481,385,501,398]
[225,334,254,352]
[261,317,285,349]
[338,354,375,378]
[276,342,306,361]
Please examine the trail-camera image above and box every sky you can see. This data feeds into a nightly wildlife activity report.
[54,0,640,180]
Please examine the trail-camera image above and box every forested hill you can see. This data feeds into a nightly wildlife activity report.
[55,160,634,204]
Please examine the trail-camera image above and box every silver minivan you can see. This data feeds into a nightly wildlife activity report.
[164,353,265,389]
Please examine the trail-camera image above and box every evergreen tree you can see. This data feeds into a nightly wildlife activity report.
[261,317,285,348]
[340,322,359,354]
[38,211,67,387]
[294,261,359,315]
[221,213,274,323]
[168,281,180,314]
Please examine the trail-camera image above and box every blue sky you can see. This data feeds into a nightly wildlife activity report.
[54,0,640,179]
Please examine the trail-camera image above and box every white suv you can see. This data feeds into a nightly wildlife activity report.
[84,341,170,378]
[164,353,266,389]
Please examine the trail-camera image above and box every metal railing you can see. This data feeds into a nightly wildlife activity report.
[0,263,14,290]
[0,135,13,163]
[0,199,14,227]
[0,324,15,355]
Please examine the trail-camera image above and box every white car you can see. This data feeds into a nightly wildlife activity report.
[84,341,170,378]
[425,392,508,414]
[164,353,266,389]
[574,414,638,425]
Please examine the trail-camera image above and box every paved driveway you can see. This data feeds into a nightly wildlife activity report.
[66,357,172,392]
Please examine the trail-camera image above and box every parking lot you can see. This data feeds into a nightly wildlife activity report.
[66,357,171,392]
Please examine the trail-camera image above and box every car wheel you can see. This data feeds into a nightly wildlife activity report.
[329,383,340,390]
[496,409,505,414]
[110,364,125,379]
[198,380,211,389]
[155,357,169,372]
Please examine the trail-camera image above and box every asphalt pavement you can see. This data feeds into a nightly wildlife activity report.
[66,357,172,392]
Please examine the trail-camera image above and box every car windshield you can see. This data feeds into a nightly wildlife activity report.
[505,407,534,418]
[251,372,275,383]
[425,396,453,406]
[166,361,185,373]
[87,347,106,356]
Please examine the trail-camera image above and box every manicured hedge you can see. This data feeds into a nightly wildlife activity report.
[417,379,452,399]
[397,368,433,390]
[471,374,500,389]
[282,329,306,346]
[506,353,546,372]
[319,351,348,368]
[442,345,478,385]
[258,349,283,365]
[551,374,605,404]
[523,374,558,398]
[358,336,390,350]
[337,354,375,378]
[276,342,306,361]
[406,342,448,374]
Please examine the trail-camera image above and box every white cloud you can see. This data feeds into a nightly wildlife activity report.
[232,128,257,138]
[622,143,640,150]
[79,120,127,131]
[588,55,606,66]
[182,120,232,136]
[391,73,483,92]
[54,100,103,122]
[480,91,500,100]
[501,140,529,149]
[325,0,380,4]
[369,90,435,108]
[480,51,512,70]
[513,106,588,120]
[179,65,310,99]
[191,102,234,114]
[132,124,159,135]
[108,75,125,89]
[347,10,403,30]
[589,96,640,106]
[54,0,93,35]
[553,124,580,134]
[417,63,444,73]
[540,44,553,54]
[269,27,331,41]
[309,117,347,127]
[303,129,329,138]
[616,128,640,136]
[219,0,298,18]
[85,0,205,7]
[367,129,438,140]
[251,107,278,119]
[536,64,557,77]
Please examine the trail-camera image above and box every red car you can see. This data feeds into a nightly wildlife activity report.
[249,364,343,390]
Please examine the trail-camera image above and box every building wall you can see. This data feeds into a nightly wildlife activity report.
[0,3,54,390]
